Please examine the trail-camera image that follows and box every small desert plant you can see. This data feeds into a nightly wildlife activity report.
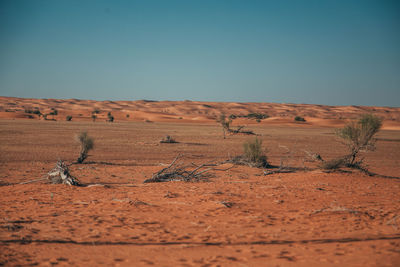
[49,108,58,115]
[336,114,382,166]
[107,112,114,122]
[126,114,130,118]
[25,109,42,116]
[294,116,306,122]
[76,131,94,163]
[160,135,178,143]
[217,113,232,139]
[246,113,269,120]
[243,138,268,167]
[92,108,100,114]
[66,115,72,121]
[91,114,97,122]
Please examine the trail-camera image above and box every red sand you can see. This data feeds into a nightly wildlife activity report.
[0,97,399,266]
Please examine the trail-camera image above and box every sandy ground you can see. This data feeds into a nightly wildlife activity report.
[0,97,400,266]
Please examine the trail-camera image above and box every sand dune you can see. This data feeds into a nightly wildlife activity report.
[0,96,399,129]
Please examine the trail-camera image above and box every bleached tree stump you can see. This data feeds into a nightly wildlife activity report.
[47,160,80,186]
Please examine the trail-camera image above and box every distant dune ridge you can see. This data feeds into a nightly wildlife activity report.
[0,96,399,129]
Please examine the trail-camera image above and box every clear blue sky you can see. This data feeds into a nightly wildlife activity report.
[0,0,399,106]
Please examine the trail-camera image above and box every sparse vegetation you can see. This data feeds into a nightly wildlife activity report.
[336,114,382,167]
[246,113,269,120]
[107,112,114,122]
[217,113,231,139]
[229,138,269,168]
[243,138,268,167]
[160,135,178,143]
[49,108,58,115]
[91,114,97,122]
[66,115,72,121]
[92,108,100,114]
[295,116,306,122]
[76,131,94,164]
[25,109,41,116]
[217,113,254,137]
[144,155,218,183]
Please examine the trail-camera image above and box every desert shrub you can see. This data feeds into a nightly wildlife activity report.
[217,113,231,130]
[294,116,306,122]
[49,108,58,115]
[336,114,382,166]
[76,131,94,164]
[126,114,130,118]
[229,114,237,120]
[160,135,178,143]
[246,113,269,120]
[25,109,41,116]
[243,138,268,167]
[66,115,72,121]
[217,113,232,138]
[92,108,100,114]
[107,112,114,122]
[91,114,97,122]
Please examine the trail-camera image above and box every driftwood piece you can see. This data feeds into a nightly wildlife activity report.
[47,160,80,186]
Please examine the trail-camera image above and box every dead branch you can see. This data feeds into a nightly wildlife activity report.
[144,156,225,183]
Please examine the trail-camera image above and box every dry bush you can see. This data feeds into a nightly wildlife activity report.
[230,138,268,168]
[144,155,216,183]
[336,114,382,166]
[160,135,178,143]
[216,113,231,138]
[217,113,254,137]
[76,131,94,163]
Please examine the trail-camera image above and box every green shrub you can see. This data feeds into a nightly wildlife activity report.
[294,116,306,122]
[66,115,72,121]
[336,114,382,166]
[246,113,269,120]
[107,112,114,122]
[49,108,58,115]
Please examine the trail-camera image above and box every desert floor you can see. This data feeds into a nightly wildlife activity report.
[0,117,399,267]
[1,95,400,267]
